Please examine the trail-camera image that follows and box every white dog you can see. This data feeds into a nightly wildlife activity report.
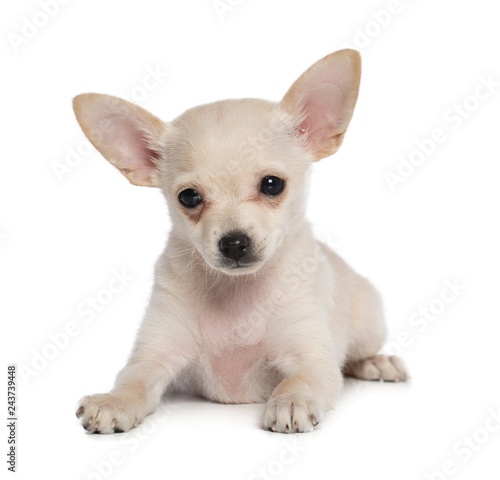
[74,49,407,434]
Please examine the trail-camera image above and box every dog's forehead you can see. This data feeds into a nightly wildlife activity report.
[167,99,297,179]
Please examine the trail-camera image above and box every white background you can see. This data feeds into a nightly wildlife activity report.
[1,1,500,479]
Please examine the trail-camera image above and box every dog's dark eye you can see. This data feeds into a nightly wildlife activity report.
[260,176,285,196]
[178,188,202,208]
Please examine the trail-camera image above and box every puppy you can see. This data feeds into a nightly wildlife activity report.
[73,49,407,434]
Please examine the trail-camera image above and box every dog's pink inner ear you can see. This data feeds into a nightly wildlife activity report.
[296,83,344,156]
[281,50,361,161]
[100,114,160,186]
[73,93,165,187]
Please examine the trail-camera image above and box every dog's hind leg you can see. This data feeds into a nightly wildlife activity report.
[343,354,408,382]
[342,275,408,382]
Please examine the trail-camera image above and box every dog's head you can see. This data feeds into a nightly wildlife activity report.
[73,50,360,276]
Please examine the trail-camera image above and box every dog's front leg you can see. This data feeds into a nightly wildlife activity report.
[76,285,195,434]
[76,356,188,434]
[264,355,342,433]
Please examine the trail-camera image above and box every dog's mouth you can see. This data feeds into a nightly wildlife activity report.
[217,257,263,276]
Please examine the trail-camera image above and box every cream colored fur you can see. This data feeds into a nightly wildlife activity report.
[73,50,407,435]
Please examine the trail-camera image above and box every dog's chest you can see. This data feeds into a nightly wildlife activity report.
[208,345,263,401]
[194,286,274,402]
[196,281,269,351]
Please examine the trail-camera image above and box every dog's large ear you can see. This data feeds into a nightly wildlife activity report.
[280,49,361,161]
[73,93,166,186]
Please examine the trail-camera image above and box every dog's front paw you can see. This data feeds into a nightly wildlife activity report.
[76,393,144,434]
[263,394,323,433]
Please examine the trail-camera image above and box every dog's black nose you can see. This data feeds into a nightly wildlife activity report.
[219,233,250,261]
